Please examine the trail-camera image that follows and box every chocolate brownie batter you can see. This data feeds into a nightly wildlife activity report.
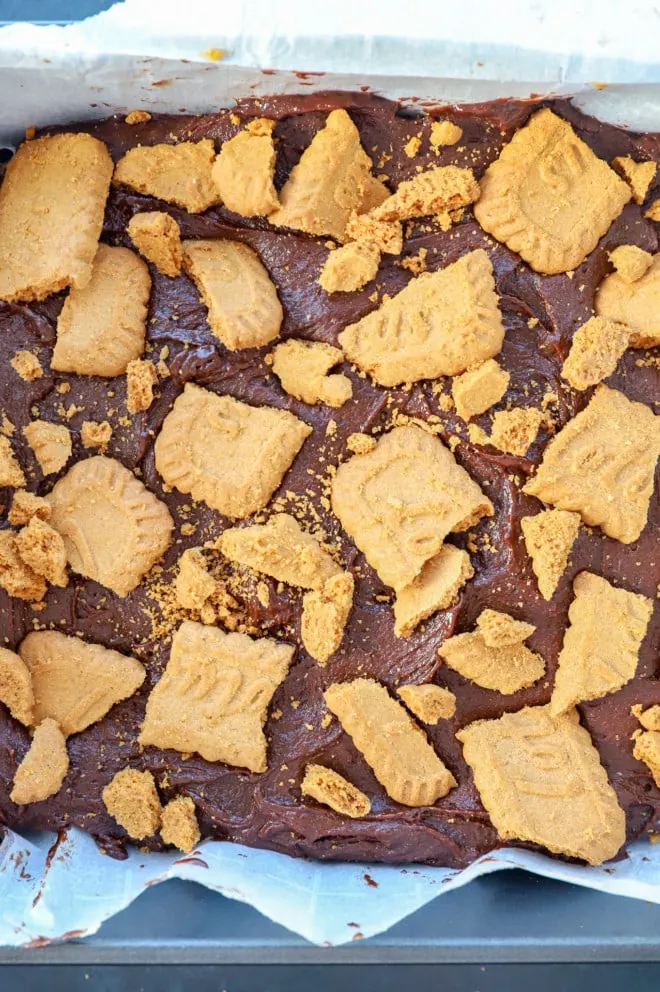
[0,93,658,866]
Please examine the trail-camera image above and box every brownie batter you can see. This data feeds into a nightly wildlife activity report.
[0,93,658,866]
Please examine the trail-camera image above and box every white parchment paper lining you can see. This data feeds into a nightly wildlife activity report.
[1,0,660,947]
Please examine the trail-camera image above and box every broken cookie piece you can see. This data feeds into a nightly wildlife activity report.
[301,572,354,664]
[370,165,479,222]
[439,629,545,695]
[0,646,35,726]
[339,249,505,386]
[10,350,42,382]
[52,245,151,377]
[457,704,626,865]
[612,155,657,204]
[19,630,146,735]
[523,385,660,544]
[24,420,71,476]
[561,316,631,391]
[430,120,463,148]
[126,358,157,414]
[160,796,201,853]
[595,252,660,347]
[271,339,352,407]
[47,455,173,596]
[0,132,113,302]
[212,126,279,217]
[633,731,660,789]
[550,571,653,716]
[113,139,218,213]
[139,620,294,772]
[521,509,581,600]
[489,407,543,456]
[345,210,403,254]
[393,545,474,638]
[103,768,162,840]
[8,489,51,527]
[0,435,26,488]
[609,245,653,284]
[633,704,660,732]
[127,211,183,277]
[174,547,217,611]
[155,384,311,519]
[475,108,631,274]
[476,609,535,648]
[318,242,380,293]
[324,678,456,806]
[0,531,47,602]
[332,424,492,592]
[397,683,456,723]
[10,718,68,805]
[451,359,509,421]
[15,517,68,587]
[301,763,370,818]
[80,420,112,452]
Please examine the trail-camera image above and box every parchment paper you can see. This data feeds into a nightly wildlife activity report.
[1,0,660,948]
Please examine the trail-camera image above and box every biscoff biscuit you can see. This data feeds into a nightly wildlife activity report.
[23,420,71,476]
[0,132,113,302]
[345,210,403,254]
[633,731,660,788]
[452,359,510,421]
[476,609,536,648]
[160,796,201,853]
[301,763,371,818]
[126,359,157,414]
[439,631,545,694]
[561,316,631,391]
[271,339,352,407]
[301,572,354,664]
[15,517,68,587]
[393,545,474,637]
[633,704,660,732]
[0,531,47,602]
[10,718,69,805]
[113,139,218,213]
[430,120,463,148]
[608,245,653,284]
[47,456,173,596]
[595,253,660,348]
[318,242,380,294]
[612,155,657,203]
[128,211,183,277]
[489,406,543,456]
[212,128,279,217]
[521,509,580,600]
[0,436,26,488]
[19,630,146,736]
[174,548,217,611]
[102,768,162,840]
[8,490,51,527]
[0,646,35,727]
[370,165,479,222]
[80,420,112,453]
[397,684,456,723]
[10,351,42,382]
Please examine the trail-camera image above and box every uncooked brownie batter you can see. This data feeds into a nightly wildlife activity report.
[0,92,658,867]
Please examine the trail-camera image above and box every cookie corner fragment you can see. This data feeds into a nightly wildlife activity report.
[301,763,371,818]
[10,718,69,805]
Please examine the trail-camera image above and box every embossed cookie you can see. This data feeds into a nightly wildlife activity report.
[0,531,47,602]
[476,609,536,648]
[0,133,113,302]
[0,646,35,726]
[370,165,479,222]
[220,513,341,590]
[339,249,505,386]
[47,456,173,596]
[332,425,492,591]
[51,245,151,377]
[301,572,354,664]
[128,211,183,277]
[160,796,200,853]
[0,435,25,488]
[397,684,456,723]
[155,384,311,519]
[561,316,631,391]
[10,718,69,806]
[393,545,474,637]
[318,242,380,293]
[523,386,660,544]
[301,764,371,818]
[550,572,653,716]
[324,678,456,807]
[474,109,631,274]
[521,509,580,600]
[212,128,279,217]
[595,253,660,347]
[452,359,509,421]
[19,630,146,735]
[457,704,626,865]
[271,339,352,407]
[269,108,389,241]
[139,620,294,772]
[24,420,71,476]
[103,768,162,840]
[439,630,545,695]
[113,139,218,213]
[182,239,283,350]
[613,155,657,203]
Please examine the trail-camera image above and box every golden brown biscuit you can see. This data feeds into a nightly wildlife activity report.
[0,646,35,726]
[103,768,162,840]
[212,129,279,217]
[113,139,218,213]
[10,718,69,805]
[301,764,370,818]
[271,340,352,407]
[128,211,183,277]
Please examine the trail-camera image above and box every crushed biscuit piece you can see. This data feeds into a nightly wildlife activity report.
[452,359,509,421]
[125,110,152,124]
[160,796,201,853]
[634,705,660,732]
[371,165,479,222]
[0,531,46,601]
[489,407,543,456]
[47,455,173,596]
[301,572,354,664]
[24,420,71,476]
[325,678,456,806]
[550,571,652,715]
[10,350,42,382]
[340,249,504,386]
[399,247,428,275]
[128,211,183,277]
[301,763,370,818]
[634,731,660,788]
[175,547,217,610]
[0,646,35,726]
[8,489,51,527]
[521,509,581,600]
[523,386,660,544]
[397,684,456,723]
[182,239,282,350]
[126,358,157,414]
[475,109,630,274]
[212,128,279,217]
[103,768,162,840]
[19,630,145,735]
[333,425,492,591]
[15,517,67,587]
[113,139,218,213]
[609,244,653,284]
[319,241,380,293]
[155,384,311,518]
[403,135,421,158]
[80,420,112,452]
[476,609,535,648]
[272,339,352,407]
[139,620,294,772]
[52,244,151,377]
[0,435,26,487]
[613,155,657,203]
[439,629,545,694]
[246,118,275,137]
[0,133,113,303]
[561,316,631,391]
[269,109,388,241]
[457,704,626,865]
[430,120,463,148]
[645,199,660,221]
[595,252,660,347]
[346,432,376,455]
[393,545,474,637]
[220,513,341,590]
[345,210,403,254]
[10,718,68,805]
[256,580,270,607]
